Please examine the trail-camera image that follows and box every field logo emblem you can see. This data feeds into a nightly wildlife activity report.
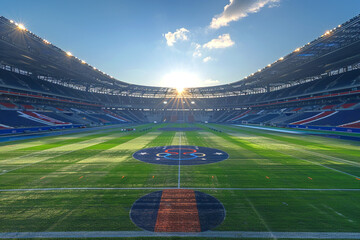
[133,145,229,165]
[156,148,206,160]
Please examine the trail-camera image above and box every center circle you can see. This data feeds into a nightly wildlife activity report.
[133,145,229,165]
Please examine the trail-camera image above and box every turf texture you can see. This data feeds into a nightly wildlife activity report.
[0,123,359,238]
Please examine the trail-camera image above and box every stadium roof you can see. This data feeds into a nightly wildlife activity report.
[1,15,360,98]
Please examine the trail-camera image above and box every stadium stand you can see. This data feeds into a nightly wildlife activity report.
[339,120,360,128]
[290,111,338,125]
[0,14,360,134]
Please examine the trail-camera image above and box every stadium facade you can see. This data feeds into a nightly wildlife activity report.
[0,14,360,133]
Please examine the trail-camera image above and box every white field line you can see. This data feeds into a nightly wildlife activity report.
[256,140,360,179]
[234,124,360,167]
[227,128,360,179]
[1,187,360,192]
[1,231,360,239]
[178,130,182,189]
[295,148,360,168]
[286,155,360,179]
[246,197,277,240]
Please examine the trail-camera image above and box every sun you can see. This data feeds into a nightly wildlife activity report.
[161,71,200,94]
[176,86,184,94]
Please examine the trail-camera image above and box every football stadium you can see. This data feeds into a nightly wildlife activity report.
[0,1,360,239]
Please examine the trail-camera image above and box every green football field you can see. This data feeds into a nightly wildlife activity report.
[0,123,360,239]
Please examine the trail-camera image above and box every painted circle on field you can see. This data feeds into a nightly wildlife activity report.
[130,189,225,232]
[158,127,202,131]
[133,145,228,165]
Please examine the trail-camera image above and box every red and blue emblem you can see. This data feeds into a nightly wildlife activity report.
[133,145,228,165]
[130,189,225,232]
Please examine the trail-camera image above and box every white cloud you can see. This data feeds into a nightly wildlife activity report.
[164,28,190,46]
[193,43,202,57]
[203,56,213,63]
[210,0,280,29]
[203,34,234,49]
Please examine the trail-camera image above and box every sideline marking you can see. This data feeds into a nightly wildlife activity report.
[1,187,360,192]
[1,231,360,239]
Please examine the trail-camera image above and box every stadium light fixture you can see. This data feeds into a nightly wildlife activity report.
[43,39,50,45]
[17,23,26,31]
[294,47,301,52]
[81,60,86,64]
[66,51,73,57]
[279,57,284,61]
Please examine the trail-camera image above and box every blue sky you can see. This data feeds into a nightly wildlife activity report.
[2,0,360,87]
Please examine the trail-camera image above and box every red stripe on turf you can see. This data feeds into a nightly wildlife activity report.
[154,189,201,232]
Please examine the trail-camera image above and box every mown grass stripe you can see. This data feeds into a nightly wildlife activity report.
[0,127,157,189]
[228,124,360,161]
[218,124,360,177]
[0,127,140,170]
[202,125,360,188]
[0,124,148,162]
